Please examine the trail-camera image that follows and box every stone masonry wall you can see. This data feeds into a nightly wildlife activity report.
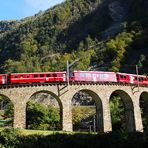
[0,83,146,132]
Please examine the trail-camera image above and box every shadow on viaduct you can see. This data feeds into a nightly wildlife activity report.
[0,83,147,133]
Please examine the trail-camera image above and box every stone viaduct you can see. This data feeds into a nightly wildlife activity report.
[0,83,147,132]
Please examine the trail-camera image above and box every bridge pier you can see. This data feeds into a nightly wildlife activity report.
[61,95,73,132]
[13,102,26,128]
[12,93,27,129]
[132,96,143,132]
[99,94,112,132]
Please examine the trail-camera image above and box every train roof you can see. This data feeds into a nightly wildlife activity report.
[73,71,116,73]
[10,71,66,75]
[116,72,147,77]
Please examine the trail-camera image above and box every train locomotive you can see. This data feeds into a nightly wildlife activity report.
[0,71,148,85]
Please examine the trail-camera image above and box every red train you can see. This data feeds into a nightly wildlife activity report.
[0,71,148,85]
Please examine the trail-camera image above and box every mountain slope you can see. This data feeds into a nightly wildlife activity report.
[0,0,148,74]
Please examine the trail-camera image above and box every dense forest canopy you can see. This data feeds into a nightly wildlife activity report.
[0,0,148,74]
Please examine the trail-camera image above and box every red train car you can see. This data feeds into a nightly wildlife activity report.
[71,71,117,82]
[131,74,148,85]
[116,73,131,83]
[10,72,66,84]
[0,71,147,85]
[117,72,148,85]
[0,74,7,85]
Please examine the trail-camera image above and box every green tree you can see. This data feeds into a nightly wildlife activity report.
[26,101,50,129]
[48,105,60,130]
[26,101,60,130]
[109,96,125,130]
[106,32,134,71]
[0,96,14,127]
[72,106,95,131]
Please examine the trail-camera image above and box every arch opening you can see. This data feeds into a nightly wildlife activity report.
[72,89,103,132]
[109,90,135,132]
[0,94,14,128]
[26,91,62,131]
[140,92,148,132]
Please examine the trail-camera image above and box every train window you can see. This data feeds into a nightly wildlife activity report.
[26,75,30,78]
[40,74,44,77]
[135,77,142,81]
[14,75,18,78]
[46,74,50,77]
[142,77,146,81]
[120,75,124,79]
[80,73,86,77]
[2,75,6,79]
[59,74,63,77]
[86,73,91,77]
[120,75,126,79]
[100,74,108,79]
[20,75,23,78]
[53,74,57,77]
[34,74,38,78]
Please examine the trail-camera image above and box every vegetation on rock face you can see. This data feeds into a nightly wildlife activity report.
[72,106,96,131]
[0,0,148,74]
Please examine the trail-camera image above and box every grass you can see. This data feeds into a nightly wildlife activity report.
[20,129,63,135]
[20,129,97,135]
[0,127,97,135]
[0,127,59,135]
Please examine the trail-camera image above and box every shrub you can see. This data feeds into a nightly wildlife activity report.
[0,128,21,147]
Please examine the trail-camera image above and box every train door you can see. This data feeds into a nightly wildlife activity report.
[92,74,97,82]
[2,75,7,84]
[63,73,66,81]
[130,75,134,84]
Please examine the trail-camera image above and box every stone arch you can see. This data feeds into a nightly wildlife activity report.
[71,89,103,132]
[0,94,11,102]
[140,91,148,131]
[109,90,135,132]
[26,90,63,130]
[0,94,14,127]
[29,90,62,109]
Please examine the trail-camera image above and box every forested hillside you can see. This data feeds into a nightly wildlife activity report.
[0,0,148,74]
